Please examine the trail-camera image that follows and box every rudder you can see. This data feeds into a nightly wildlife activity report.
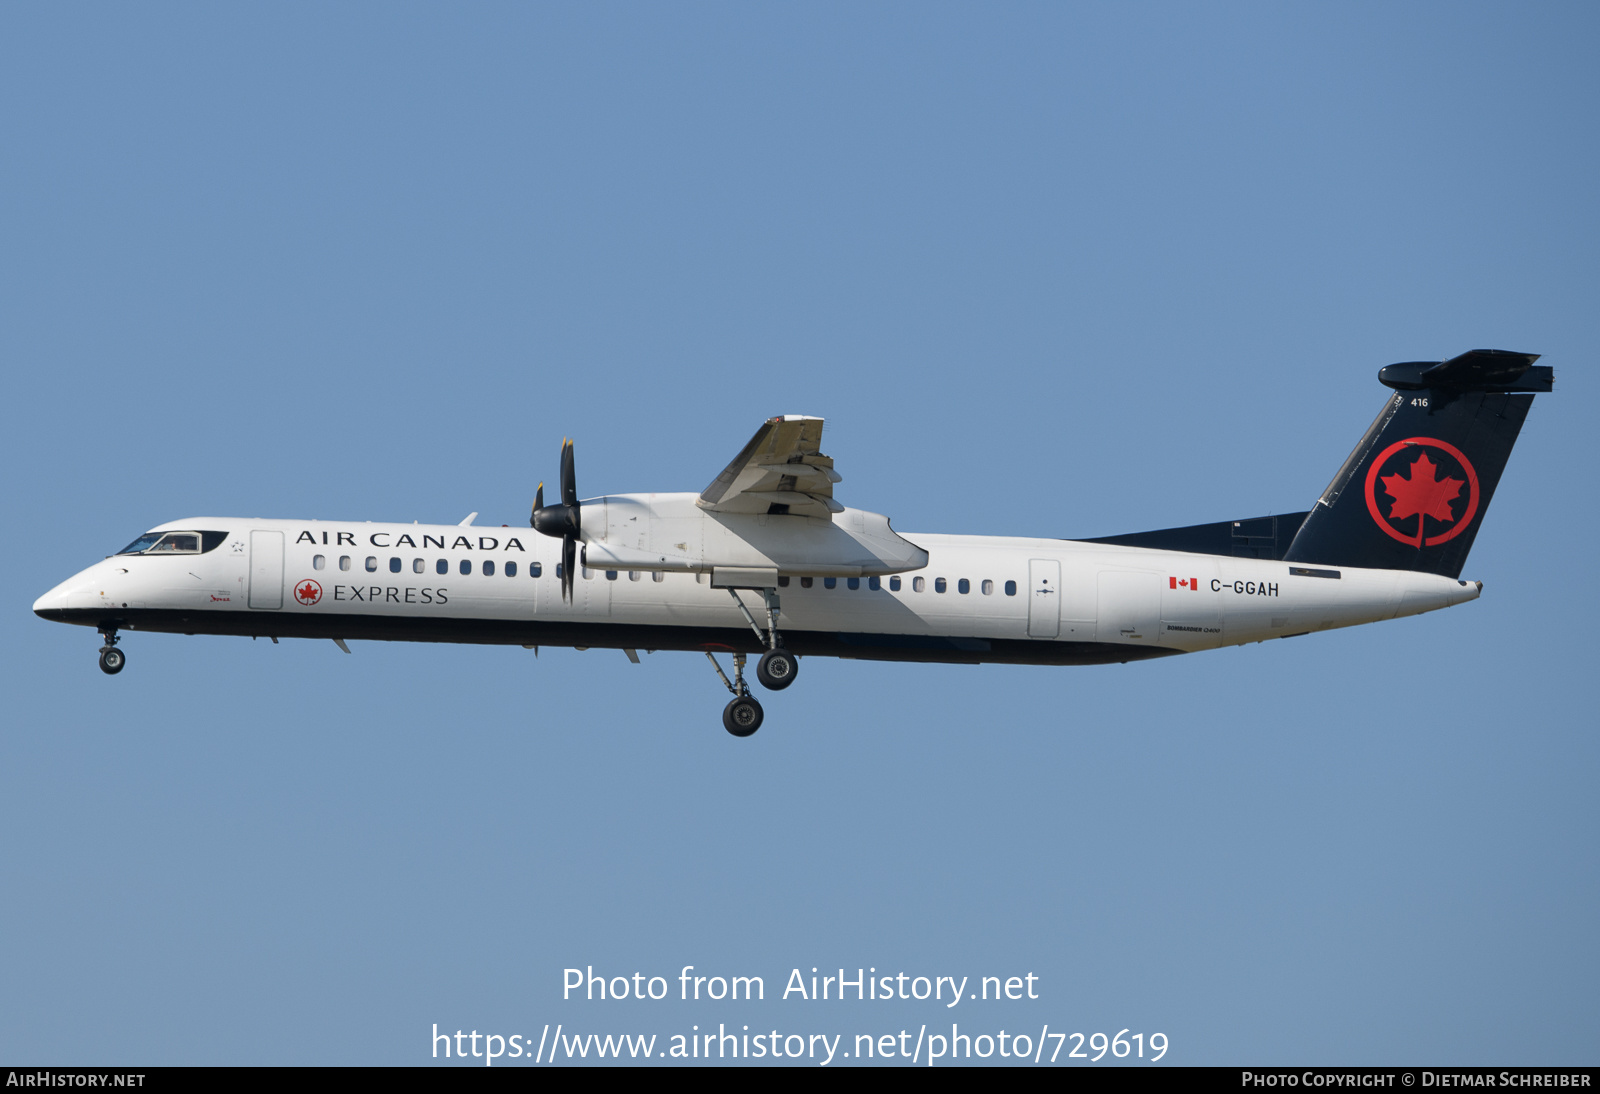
[1282,349,1551,579]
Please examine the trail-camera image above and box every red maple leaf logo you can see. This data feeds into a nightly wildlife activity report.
[1380,452,1463,544]
[295,581,321,605]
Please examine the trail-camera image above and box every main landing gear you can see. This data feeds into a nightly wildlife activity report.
[707,586,802,737]
[98,627,125,675]
[756,647,797,690]
[706,651,763,737]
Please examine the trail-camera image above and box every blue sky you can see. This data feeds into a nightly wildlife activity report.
[2,2,1595,1065]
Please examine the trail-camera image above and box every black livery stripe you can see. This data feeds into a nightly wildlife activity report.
[34,608,1180,668]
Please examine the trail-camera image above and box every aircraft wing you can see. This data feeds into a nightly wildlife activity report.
[698,415,844,520]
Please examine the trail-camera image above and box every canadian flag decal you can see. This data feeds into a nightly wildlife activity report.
[1169,576,1199,591]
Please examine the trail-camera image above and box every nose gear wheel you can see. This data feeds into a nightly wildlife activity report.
[97,627,124,675]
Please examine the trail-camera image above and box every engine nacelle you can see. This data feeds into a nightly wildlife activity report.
[578,493,927,579]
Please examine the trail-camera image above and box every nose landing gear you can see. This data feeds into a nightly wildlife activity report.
[98,628,125,675]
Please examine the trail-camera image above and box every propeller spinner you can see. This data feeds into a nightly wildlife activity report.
[531,439,581,602]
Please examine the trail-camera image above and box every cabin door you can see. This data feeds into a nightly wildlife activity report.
[1028,559,1061,638]
[248,530,284,610]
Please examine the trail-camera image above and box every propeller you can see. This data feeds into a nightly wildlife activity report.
[531,438,581,602]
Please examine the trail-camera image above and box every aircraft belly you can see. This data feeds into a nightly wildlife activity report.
[43,605,1176,666]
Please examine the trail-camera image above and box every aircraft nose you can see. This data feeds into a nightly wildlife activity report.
[34,563,106,619]
[33,583,70,617]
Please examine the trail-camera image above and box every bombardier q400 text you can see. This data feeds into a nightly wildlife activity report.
[35,350,1552,736]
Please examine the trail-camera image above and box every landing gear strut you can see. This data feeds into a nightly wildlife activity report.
[98,628,125,675]
[709,586,804,735]
[706,651,763,737]
[725,587,800,691]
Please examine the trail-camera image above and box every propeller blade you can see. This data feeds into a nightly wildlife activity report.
[561,439,578,509]
[533,441,583,604]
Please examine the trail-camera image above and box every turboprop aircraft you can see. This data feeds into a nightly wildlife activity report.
[34,349,1551,736]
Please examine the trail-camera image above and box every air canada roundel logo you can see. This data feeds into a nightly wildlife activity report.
[293,579,323,606]
[1364,437,1479,548]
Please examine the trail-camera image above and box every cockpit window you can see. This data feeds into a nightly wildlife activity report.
[118,533,166,554]
[148,533,200,553]
[118,530,230,555]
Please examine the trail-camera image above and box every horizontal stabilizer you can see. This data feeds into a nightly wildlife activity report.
[1379,349,1551,393]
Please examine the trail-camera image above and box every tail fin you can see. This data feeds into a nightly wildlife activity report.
[1282,350,1551,578]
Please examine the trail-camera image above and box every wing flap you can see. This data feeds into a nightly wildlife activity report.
[699,415,841,518]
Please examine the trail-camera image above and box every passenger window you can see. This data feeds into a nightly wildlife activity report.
[389,557,401,573]
[912,576,925,592]
[339,556,351,571]
[800,577,813,589]
[484,560,496,576]
[1005,580,1017,596]
[628,571,639,581]
[606,570,617,581]
[824,577,837,589]
[935,577,947,593]
[365,557,378,572]
[868,576,881,591]
[889,576,901,591]
[413,558,424,574]
[555,563,563,579]
[437,559,448,575]
[506,561,517,577]
[460,559,472,575]
[532,562,543,577]
[777,576,790,588]
[847,577,860,590]
[313,554,326,570]
[652,571,664,582]
[958,578,970,594]
[982,579,994,595]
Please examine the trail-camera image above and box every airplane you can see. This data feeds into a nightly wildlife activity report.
[34,349,1551,737]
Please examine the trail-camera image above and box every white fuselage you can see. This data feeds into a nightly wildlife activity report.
[33,510,1481,665]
